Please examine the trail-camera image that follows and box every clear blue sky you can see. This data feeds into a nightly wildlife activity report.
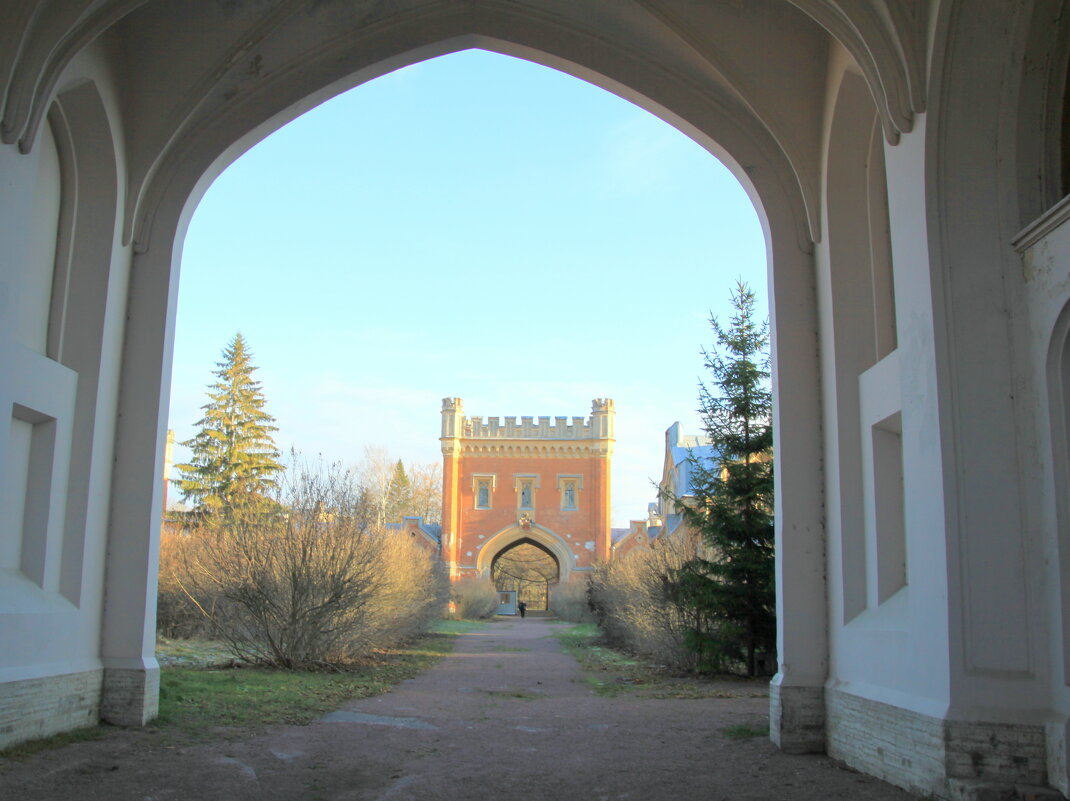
[168,49,767,527]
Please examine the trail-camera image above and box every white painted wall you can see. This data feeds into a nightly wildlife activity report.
[0,38,141,719]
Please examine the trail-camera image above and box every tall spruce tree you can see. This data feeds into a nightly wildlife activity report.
[384,459,413,524]
[670,281,775,676]
[174,333,283,512]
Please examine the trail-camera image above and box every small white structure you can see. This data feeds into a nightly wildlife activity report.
[497,591,518,616]
[2,4,1070,799]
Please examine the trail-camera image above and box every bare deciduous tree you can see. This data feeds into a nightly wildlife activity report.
[168,457,448,668]
[587,535,712,671]
[354,446,442,526]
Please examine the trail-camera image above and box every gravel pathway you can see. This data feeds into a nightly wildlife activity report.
[0,619,917,800]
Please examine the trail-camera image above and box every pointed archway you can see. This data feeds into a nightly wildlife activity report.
[1,0,831,768]
[476,523,575,585]
[491,538,560,611]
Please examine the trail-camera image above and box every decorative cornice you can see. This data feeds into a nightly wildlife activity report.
[1012,193,1070,254]
[447,440,613,459]
[2,0,150,152]
[787,0,927,144]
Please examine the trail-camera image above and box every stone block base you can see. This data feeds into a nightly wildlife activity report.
[0,669,103,750]
[101,665,159,726]
[770,682,825,753]
[828,687,1052,800]
[947,780,1063,801]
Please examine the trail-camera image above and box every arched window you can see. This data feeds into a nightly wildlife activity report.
[1047,300,1070,682]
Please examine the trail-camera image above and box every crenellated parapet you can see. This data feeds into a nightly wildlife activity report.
[442,398,615,443]
[441,397,464,439]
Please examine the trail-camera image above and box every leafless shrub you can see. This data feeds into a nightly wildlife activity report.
[588,535,708,670]
[157,524,215,639]
[448,577,500,620]
[167,459,448,668]
[549,581,596,623]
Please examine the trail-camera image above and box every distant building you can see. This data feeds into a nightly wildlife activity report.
[162,429,175,512]
[439,398,614,584]
[385,516,442,558]
[613,422,718,559]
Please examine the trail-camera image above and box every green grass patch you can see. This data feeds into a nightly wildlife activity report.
[5,628,466,757]
[155,633,454,737]
[721,723,768,740]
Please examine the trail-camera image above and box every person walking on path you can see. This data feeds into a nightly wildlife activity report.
[518,601,527,619]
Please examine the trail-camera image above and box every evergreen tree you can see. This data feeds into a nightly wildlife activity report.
[174,333,283,512]
[384,459,413,524]
[668,281,775,676]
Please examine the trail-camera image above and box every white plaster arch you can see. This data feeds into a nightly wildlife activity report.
[786,0,926,144]
[476,524,573,584]
[0,0,851,765]
[128,30,818,256]
[99,17,830,740]
[13,3,1070,796]
[1004,0,1070,224]
[1046,298,1070,690]
[94,6,826,748]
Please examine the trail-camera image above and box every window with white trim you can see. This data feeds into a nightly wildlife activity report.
[472,474,496,509]
[514,474,539,510]
[557,474,583,511]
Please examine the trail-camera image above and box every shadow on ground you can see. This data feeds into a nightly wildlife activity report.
[0,619,916,801]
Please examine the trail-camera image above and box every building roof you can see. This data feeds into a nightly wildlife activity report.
[386,516,442,544]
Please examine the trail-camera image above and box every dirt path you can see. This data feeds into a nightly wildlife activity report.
[0,619,917,800]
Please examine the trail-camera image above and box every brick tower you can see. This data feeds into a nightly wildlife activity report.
[440,398,614,583]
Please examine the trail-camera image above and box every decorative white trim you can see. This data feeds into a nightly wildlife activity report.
[471,473,496,510]
[555,473,584,489]
[475,523,574,583]
[556,474,582,510]
[453,441,612,458]
[1012,193,1070,252]
[513,474,539,510]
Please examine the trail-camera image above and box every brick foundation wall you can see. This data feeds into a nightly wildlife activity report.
[770,682,825,753]
[0,669,103,749]
[827,687,1049,799]
[101,666,160,726]
[945,719,1047,787]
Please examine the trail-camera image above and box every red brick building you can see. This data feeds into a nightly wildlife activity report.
[440,398,614,584]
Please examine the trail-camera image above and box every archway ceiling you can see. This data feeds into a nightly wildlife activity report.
[2,0,928,249]
[491,537,561,570]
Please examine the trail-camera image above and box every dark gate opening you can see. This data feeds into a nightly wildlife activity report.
[491,539,560,612]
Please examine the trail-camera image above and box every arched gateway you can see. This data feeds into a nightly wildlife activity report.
[5,3,1070,798]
